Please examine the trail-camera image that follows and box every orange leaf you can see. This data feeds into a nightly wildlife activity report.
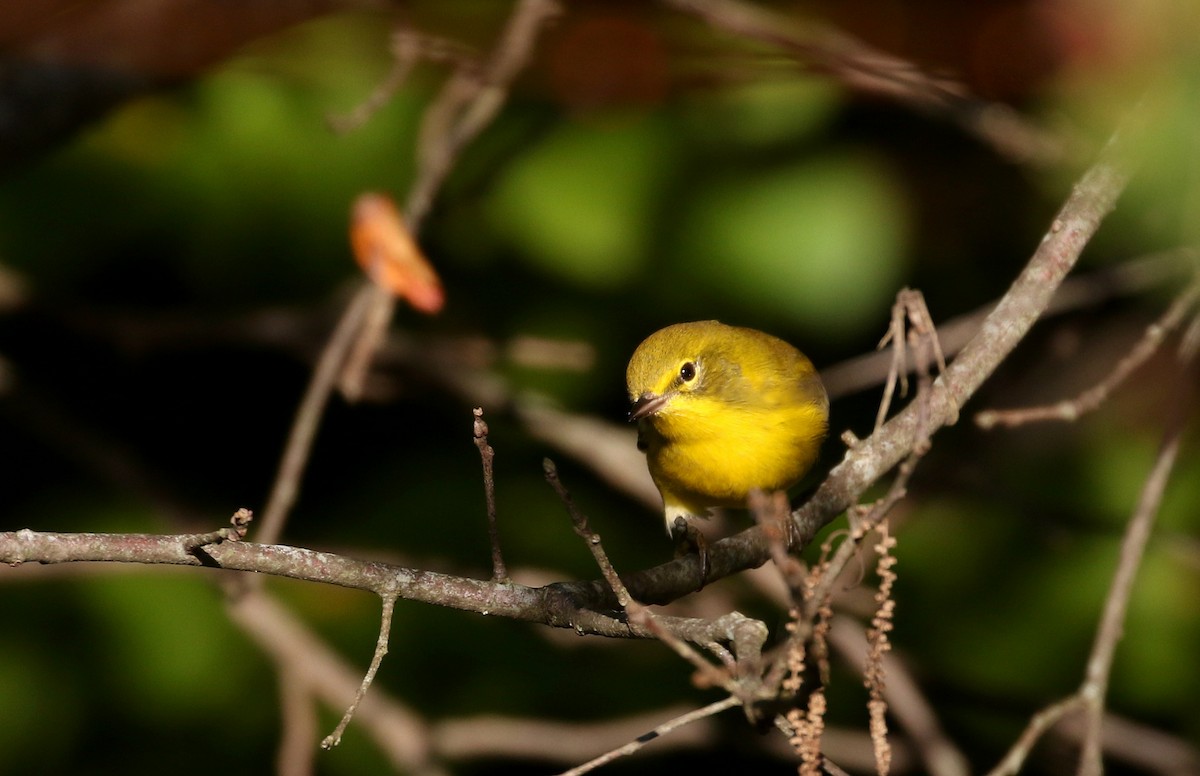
[349,192,445,314]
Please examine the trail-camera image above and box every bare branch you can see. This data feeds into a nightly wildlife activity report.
[256,284,380,547]
[328,30,478,135]
[405,0,562,227]
[789,114,1136,553]
[323,595,400,749]
[986,696,1088,776]
[257,0,561,548]
[976,279,1200,428]
[1075,367,1193,776]
[556,696,743,776]
[663,0,1066,165]
[544,457,635,609]
[983,353,1195,776]
[822,248,1196,401]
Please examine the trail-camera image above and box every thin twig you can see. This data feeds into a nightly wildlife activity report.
[663,0,1066,165]
[804,290,940,612]
[474,408,507,582]
[789,112,1137,561]
[543,459,740,694]
[874,289,950,432]
[328,30,478,135]
[986,696,1088,776]
[822,248,1196,400]
[983,354,1195,776]
[225,589,434,771]
[555,696,743,776]
[256,285,377,547]
[322,594,400,750]
[1076,362,1194,776]
[336,289,397,402]
[405,0,562,227]
[976,280,1200,428]
[277,664,318,776]
[874,298,910,432]
[823,761,853,776]
[333,0,561,438]
[543,457,634,608]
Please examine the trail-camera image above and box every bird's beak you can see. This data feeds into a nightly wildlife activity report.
[629,392,669,422]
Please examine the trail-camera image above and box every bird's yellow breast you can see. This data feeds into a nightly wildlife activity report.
[641,394,826,517]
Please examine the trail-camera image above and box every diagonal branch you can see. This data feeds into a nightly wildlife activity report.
[252,0,561,548]
[791,118,1136,547]
[984,358,1194,776]
[567,113,1139,608]
[976,279,1200,428]
[663,0,1065,165]
[1075,365,1193,776]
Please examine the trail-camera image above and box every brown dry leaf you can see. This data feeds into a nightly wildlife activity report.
[350,192,444,314]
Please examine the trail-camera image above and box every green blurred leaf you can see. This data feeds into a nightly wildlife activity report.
[485,116,677,288]
[1115,549,1200,712]
[79,574,253,714]
[674,153,908,339]
[0,642,82,769]
[681,78,840,148]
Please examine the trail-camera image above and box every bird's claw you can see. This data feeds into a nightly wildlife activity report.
[672,517,710,591]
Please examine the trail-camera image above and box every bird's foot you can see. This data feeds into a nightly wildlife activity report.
[672,516,710,590]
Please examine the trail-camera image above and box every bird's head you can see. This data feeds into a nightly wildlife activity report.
[626,321,735,422]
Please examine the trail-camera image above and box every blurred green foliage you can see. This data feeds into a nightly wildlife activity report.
[487,114,678,288]
[674,151,907,337]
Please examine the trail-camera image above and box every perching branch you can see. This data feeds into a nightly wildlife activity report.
[787,113,1136,551]
[549,114,1139,611]
[0,526,759,648]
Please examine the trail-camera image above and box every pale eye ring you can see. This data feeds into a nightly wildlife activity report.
[679,361,697,382]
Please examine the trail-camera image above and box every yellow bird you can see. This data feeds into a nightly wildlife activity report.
[626,321,829,534]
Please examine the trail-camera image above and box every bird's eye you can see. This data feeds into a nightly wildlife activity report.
[679,361,697,382]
